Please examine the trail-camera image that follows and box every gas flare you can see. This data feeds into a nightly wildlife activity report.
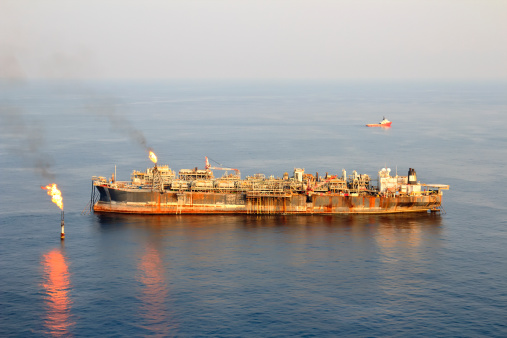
[149,151,157,164]
[41,184,63,210]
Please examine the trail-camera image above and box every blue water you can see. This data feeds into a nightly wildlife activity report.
[1,80,506,336]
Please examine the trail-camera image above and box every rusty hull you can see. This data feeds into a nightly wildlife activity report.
[93,186,442,214]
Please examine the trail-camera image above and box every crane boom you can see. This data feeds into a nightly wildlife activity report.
[205,157,241,176]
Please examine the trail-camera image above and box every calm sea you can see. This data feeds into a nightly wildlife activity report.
[1,80,506,337]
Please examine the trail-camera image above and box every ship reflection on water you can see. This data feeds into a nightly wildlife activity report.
[41,246,74,337]
[94,212,443,265]
[92,212,443,335]
[94,212,443,233]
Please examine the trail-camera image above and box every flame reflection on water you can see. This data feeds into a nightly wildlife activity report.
[136,244,177,336]
[41,248,74,337]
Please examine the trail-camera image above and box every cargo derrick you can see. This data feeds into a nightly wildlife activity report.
[92,162,449,215]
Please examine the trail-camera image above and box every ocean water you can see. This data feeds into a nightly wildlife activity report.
[1,80,506,337]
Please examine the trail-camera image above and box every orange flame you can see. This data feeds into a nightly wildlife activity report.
[41,184,64,210]
[149,151,157,164]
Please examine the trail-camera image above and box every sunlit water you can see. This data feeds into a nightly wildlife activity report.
[1,80,506,336]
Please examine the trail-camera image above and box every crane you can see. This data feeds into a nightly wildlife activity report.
[205,157,241,176]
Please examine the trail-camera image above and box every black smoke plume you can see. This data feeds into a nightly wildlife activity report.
[89,98,151,152]
[0,105,55,180]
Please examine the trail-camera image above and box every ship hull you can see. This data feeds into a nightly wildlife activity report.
[366,122,392,127]
[93,186,442,215]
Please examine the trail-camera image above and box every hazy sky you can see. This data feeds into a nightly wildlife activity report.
[1,0,506,80]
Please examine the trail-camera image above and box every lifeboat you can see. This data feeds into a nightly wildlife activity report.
[366,117,392,127]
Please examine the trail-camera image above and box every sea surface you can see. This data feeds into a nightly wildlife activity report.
[1,80,506,337]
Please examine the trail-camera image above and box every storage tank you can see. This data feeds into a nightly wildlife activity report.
[171,181,189,190]
[216,181,235,189]
[193,180,214,189]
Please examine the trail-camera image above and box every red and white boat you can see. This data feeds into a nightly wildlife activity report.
[366,117,392,127]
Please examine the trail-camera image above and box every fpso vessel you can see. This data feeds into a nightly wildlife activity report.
[92,159,449,215]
